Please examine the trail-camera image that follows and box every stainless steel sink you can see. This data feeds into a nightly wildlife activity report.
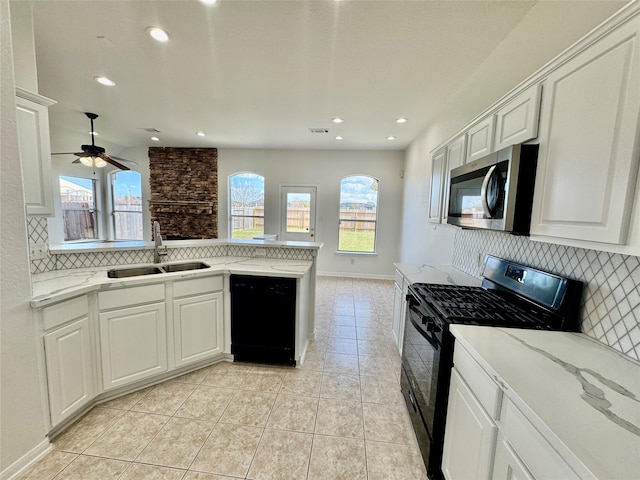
[161,261,209,272]
[107,266,164,278]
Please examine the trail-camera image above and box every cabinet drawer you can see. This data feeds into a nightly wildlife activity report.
[42,295,89,331]
[174,275,223,298]
[99,283,165,310]
[501,398,581,480]
[453,344,501,419]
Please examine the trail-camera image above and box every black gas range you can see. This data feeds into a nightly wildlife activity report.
[400,255,583,480]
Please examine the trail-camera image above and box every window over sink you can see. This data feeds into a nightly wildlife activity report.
[229,172,265,239]
[59,176,98,241]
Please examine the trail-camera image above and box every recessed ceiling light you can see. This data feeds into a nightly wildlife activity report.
[196,131,206,137]
[396,117,408,124]
[151,136,160,142]
[94,76,116,87]
[146,26,171,43]
[200,0,218,5]
[332,117,344,124]
[335,136,343,140]
[386,136,397,141]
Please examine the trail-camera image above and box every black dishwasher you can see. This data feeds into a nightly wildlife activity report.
[230,274,296,366]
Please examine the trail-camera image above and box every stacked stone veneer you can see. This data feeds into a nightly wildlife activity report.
[149,147,218,239]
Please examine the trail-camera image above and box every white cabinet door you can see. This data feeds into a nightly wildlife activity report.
[495,84,542,150]
[392,282,404,354]
[442,369,498,480]
[531,17,640,244]
[442,134,467,223]
[44,317,95,426]
[466,116,496,163]
[15,89,56,216]
[174,291,224,367]
[429,148,446,223]
[99,302,167,390]
[492,434,535,480]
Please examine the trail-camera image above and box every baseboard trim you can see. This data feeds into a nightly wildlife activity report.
[1,438,51,480]
[317,272,394,280]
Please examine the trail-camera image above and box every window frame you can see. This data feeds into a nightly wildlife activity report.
[229,172,265,239]
[59,175,100,243]
[110,170,143,241]
[337,174,379,254]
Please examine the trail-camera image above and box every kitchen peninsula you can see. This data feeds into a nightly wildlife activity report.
[31,238,322,435]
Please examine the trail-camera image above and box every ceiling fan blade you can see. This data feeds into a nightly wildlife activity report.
[52,152,84,156]
[100,153,130,171]
[72,159,81,164]
[108,155,139,166]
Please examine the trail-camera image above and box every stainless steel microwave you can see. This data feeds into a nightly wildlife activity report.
[446,144,539,234]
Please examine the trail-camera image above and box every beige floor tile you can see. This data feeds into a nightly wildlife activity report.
[360,375,403,406]
[135,416,214,468]
[190,423,263,477]
[329,324,357,339]
[358,353,395,376]
[366,440,426,480]
[200,371,246,389]
[266,393,318,433]
[326,337,358,355]
[362,403,415,444]
[356,326,386,341]
[280,370,323,397]
[333,305,355,316]
[84,411,169,461]
[240,370,284,393]
[320,373,361,402]
[99,386,155,410]
[331,315,356,326]
[315,398,364,438]
[120,463,186,480]
[298,351,325,371]
[131,382,196,416]
[208,361,253,374]
[247,429,313,480]
[182,472,238,480]
[357,339,390,357]
[18,450,77,480]
[52,407,126,453]
[54,455,129,479]
[174,385,236,422]
[307,435,366,480]
[323,352,359,375]
[219,390,277,427]
[170,366,212,385]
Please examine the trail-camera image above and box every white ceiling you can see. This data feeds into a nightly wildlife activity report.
[30,0,539,151]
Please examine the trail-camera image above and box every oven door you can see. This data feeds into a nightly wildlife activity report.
[401,296,443,437]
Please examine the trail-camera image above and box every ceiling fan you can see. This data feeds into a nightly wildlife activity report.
[52,112,136,171]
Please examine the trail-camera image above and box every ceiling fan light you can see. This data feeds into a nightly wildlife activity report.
[79,157,93,167]
[94,158,108,168]
[94,76,116,87]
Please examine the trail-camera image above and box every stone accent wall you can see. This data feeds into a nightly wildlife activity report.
[149,147,218,239]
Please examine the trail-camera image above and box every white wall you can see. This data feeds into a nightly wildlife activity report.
[218,149,404,278]
[1,0,49,474]
[400,0,628,265]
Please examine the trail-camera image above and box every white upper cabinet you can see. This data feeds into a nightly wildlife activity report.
[531,15,640,244]
[442,135,467,224]
[15,88,56,216]
[495,84,542,151]
[466,116,496,163]
[428,148,446,223]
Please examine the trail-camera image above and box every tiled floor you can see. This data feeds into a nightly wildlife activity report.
[20,277,426,480]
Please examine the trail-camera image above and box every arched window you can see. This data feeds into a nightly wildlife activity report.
[229,172,265,239]
[110,170,143,240]
[338,175,379,252]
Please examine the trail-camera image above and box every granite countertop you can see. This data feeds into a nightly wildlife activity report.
[394,262,481,287]
[31,256,313,307]
[450,324,640,480]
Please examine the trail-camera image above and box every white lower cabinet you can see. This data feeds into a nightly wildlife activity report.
[174,292,224,367]
[99,301,167,391]
[391,269,408,354]
[442,368,498,480]
[493,433,535,480]
[44,316,94,426]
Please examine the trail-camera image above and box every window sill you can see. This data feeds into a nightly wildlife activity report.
[335,251,378,256]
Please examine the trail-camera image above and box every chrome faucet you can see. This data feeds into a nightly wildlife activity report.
[153,221,168,263]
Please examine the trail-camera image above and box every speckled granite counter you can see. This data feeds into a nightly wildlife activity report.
[451,324,640,480]
[31,257,312,307]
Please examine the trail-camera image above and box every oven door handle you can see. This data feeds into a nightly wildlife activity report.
[408,304,442,349]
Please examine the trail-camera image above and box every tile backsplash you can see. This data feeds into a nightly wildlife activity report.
[452,229,640,362]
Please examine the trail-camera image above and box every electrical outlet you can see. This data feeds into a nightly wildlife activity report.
[30,243,48,260]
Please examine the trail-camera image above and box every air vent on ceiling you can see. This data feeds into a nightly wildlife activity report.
[139,127,161,133]
[309,128,329,134]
